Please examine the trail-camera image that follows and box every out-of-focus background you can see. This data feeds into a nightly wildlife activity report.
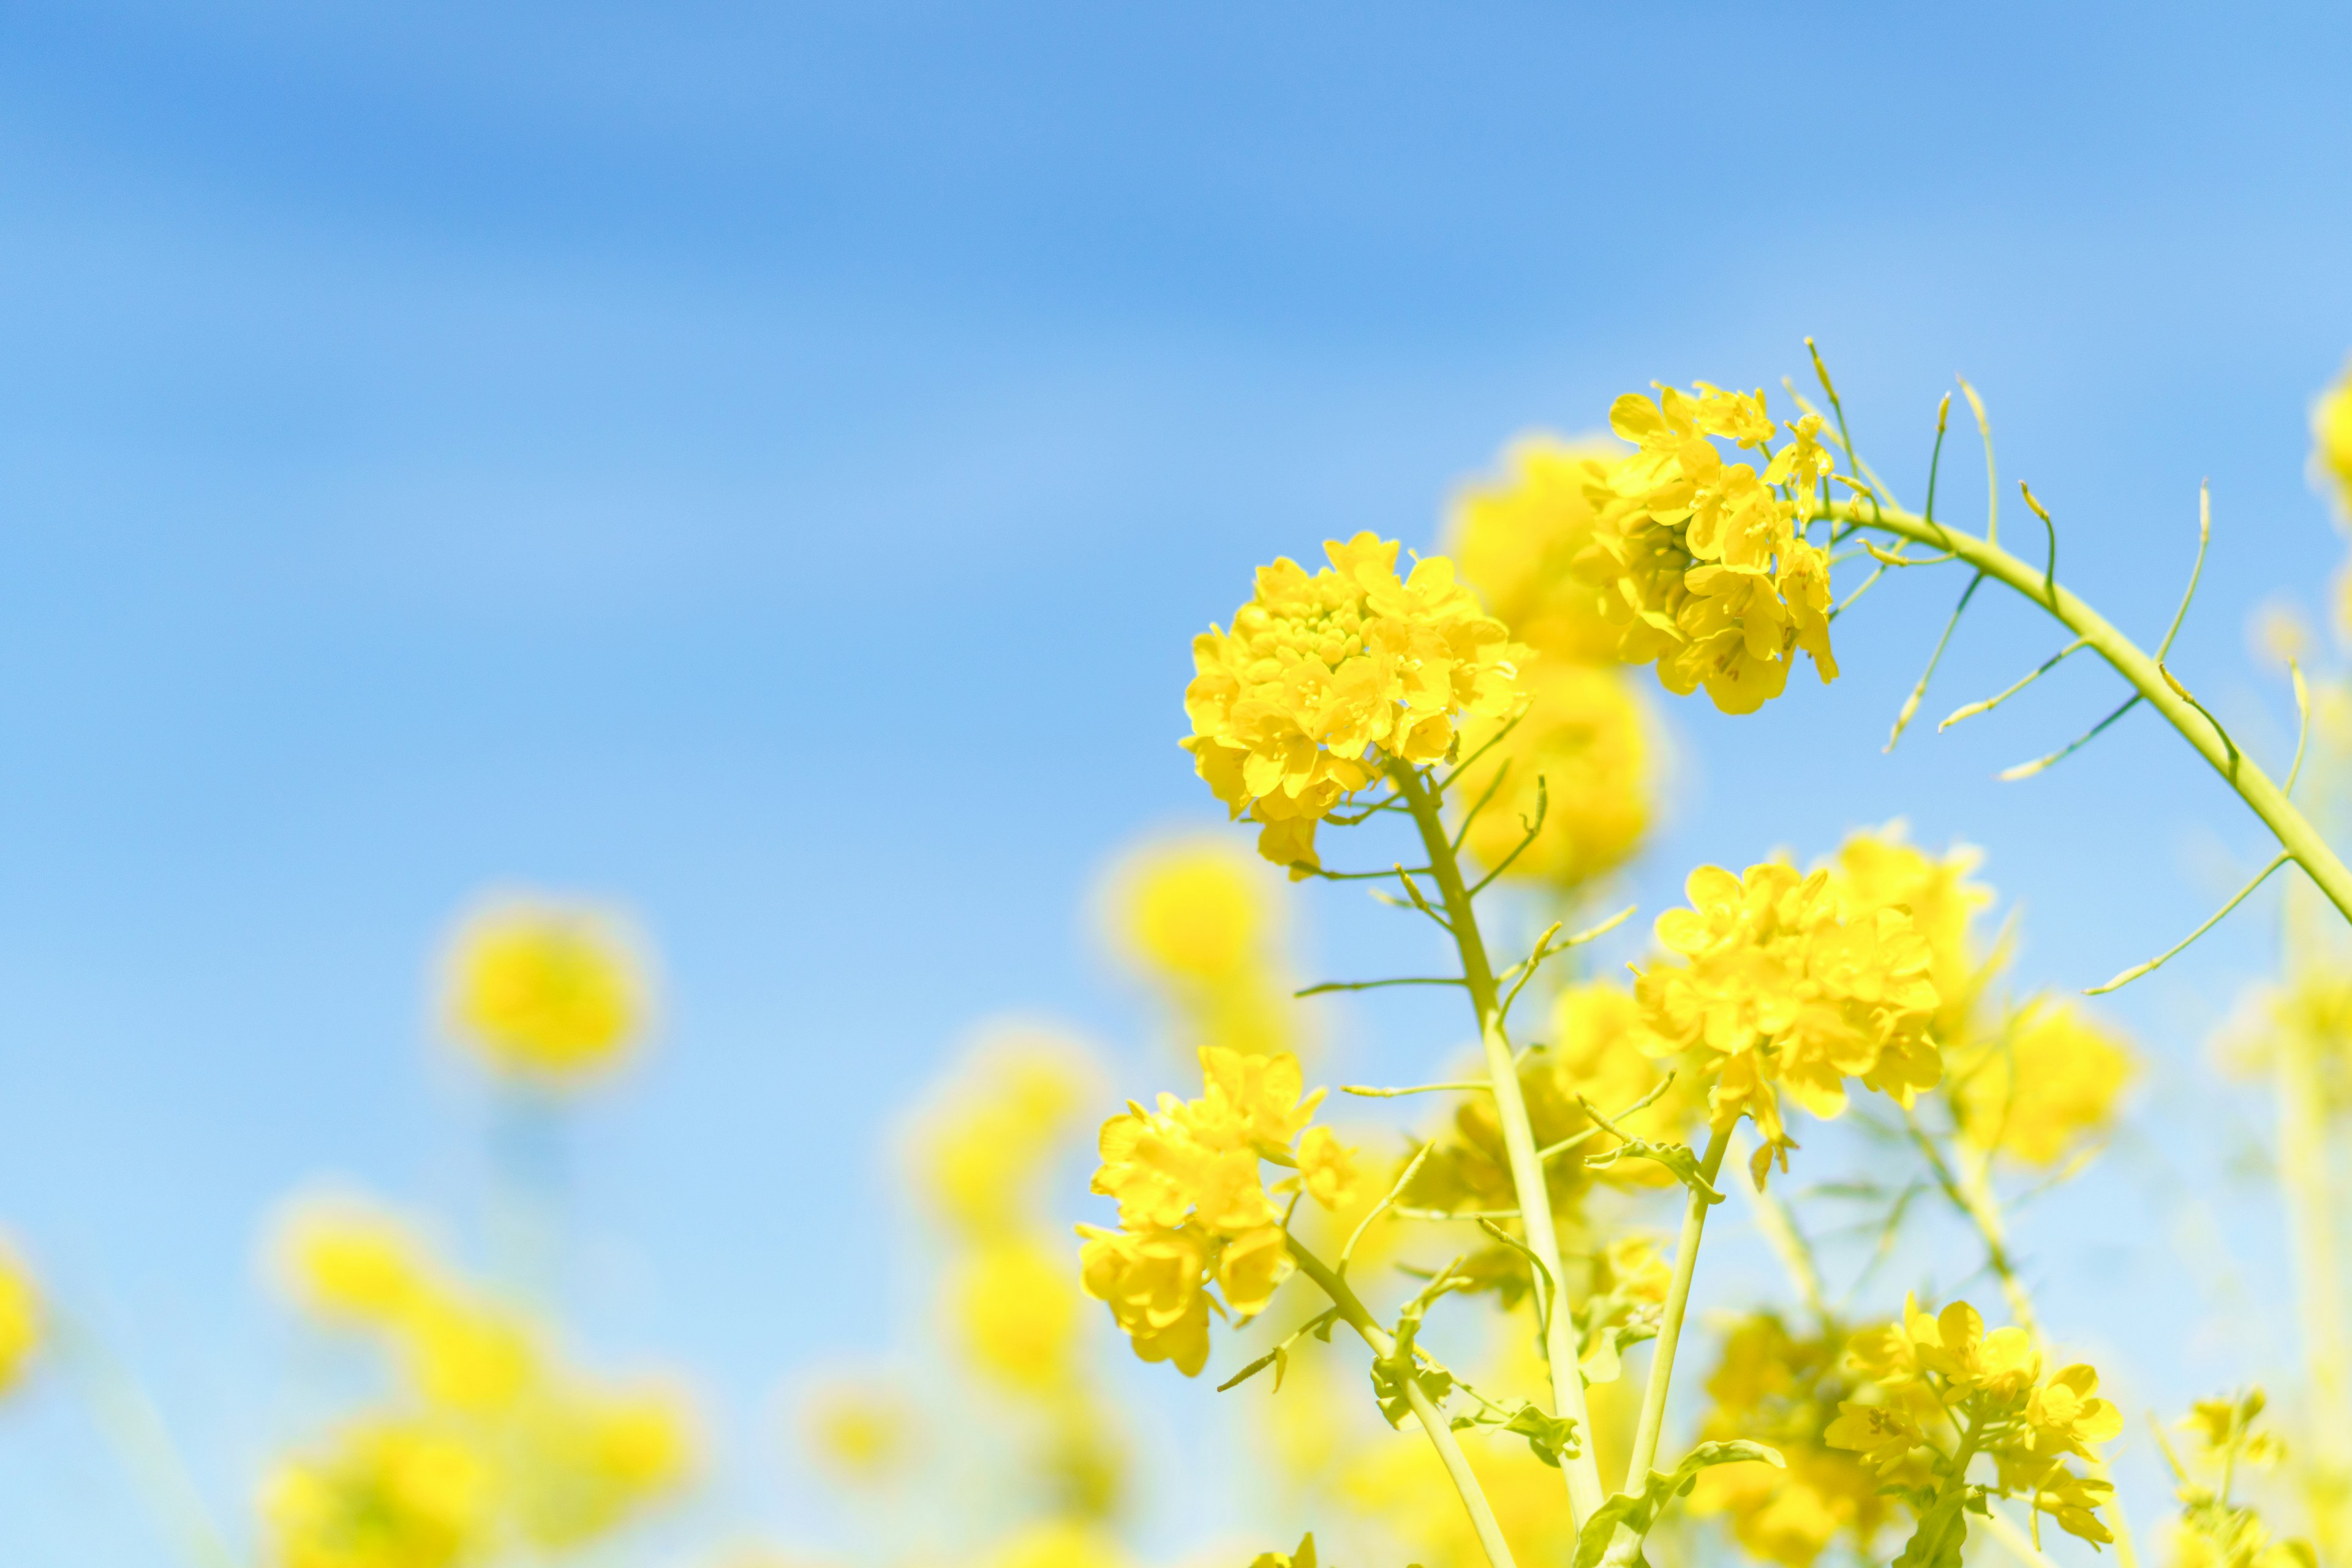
[3,3,2351,1564]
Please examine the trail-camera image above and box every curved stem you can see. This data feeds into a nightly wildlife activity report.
[1621,1124,1733,1485]
[1283,1235,1518,1568]
[1836,500,2352,929]
[1389,761,1610,1526]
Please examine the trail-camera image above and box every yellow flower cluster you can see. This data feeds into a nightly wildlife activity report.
[1635,862,1942,1170]
[2161,1391,2316,1568]
[445,898,648,1085]
[1825,1296,2122,1547]
[1183,533,1532,875]
[1686,1314,1904,1568]
[268,1198,694,1563]
[1107,838,1301,1060]
[1950,999,2135,1167]
[0,1243,37,1398]
[1444,439,1655,891]
[1080,1048,1359,1376]
[1571,385,1840,714]
[1828,827,1991,1045]
[2315,357,2352,521]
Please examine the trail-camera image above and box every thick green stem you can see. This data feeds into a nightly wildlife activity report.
[1390,761,1610,1526]
[1284,1235,1518,1568]
[1621,1124,1733,1486]
[1838,501,2352,930]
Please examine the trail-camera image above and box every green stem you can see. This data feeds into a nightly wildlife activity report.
[1390,760,1609,1526]
[1284,1235,1518,1568]
[1621,1124,1733,1486]
[1836,500,2352,929]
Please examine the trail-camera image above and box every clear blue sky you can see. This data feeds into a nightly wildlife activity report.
[2,2,2350,1562]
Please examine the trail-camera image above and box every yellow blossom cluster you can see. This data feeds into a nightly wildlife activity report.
[1106,838,1302,1060]
[1825,1296,2122,1547]
[1634,862,1942,1172]
[1081,1048,1359,1376]
[445,897,649,1085]
[2315,357,2352,522]
[2160,1391,2317,1568]
[267,1198,695,1565]
[1686,1313,1905,1567]
[1444,439,1654,891]
[0,1243,37,1398]
[1183,533,1531,875]
[1950,999,2135,1167]
[1567,385,1839,714]
[914,1031,1095,1396]
[1828,827,1992,1045]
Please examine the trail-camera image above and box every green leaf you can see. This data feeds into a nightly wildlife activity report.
[1587,1135,1725,1204]
[1892,1488,1972,1568]
[1572,1440,1784,1568]
[1502,1403,1583,1468]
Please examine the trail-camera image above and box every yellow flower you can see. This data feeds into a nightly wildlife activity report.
[918,1031,1094,1240]
[276,1200,431,1325]
[978,1519,1131,1568]
[1446,434,1627,663]
[403,1298,541,1415]
[1110,838,1273,986]
[0,1244,39,1396]
[1294,1126,1362,1211]
[799,1378,918,1482]
[1822,1401,1925,1477]
[2315,356,2352,521]
[1447,662,1651,890]
[504,1382,697,1549]
[1829,826,1992,1042]
[1076,1224,1214,1376]
[445,899,647,1084]
[1184,533,1532,875]
[262,1420,493,1568]
[1951,999,2135,1167]
[1635,864,1941,1165]
[1570,385,1840,714]
[1248,1532,1319,1568]
[952,1237,1082,1390]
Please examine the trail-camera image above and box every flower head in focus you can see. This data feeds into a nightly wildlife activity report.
[262,1419,493,1568]
[1567,385,1841,714]
[1184,533,1532,875]
[444,897,649,1087]
[1634,862,1942,1175]
[1830,826,1993,1045]
[0,1242,39,1398]
[1951,999,2135,1167]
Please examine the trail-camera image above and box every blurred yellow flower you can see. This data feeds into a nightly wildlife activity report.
[2314,356,2352,521]
[800,1378,919,1482]
[1446,434,1626,663]
[1105,837,1297,1060]
[0,1244,38,1396]
[918,1031,1094,1240]
[978,1518,1131,1568]
[277,1200,431,1325]
[1448,662,1651,891]
[262,1420,492,1568]
[1951,998,2135,1167]
[954,1237,1082,1391]
[1184,533,1532,875]
[404,1298,541,1416]
[1293,1126,1362,1212]
[505,1382,697,1549]
[445,898,647,1084]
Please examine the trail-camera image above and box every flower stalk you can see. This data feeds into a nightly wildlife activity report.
[1389,760,1611,1526]
[1621,1123,1733,1486]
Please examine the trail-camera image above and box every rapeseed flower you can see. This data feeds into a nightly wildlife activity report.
[1951,999,2135,1167]
[1570,385,1839,714]
[953,1237,1082,1392]
[1828,1295,2122,1547]
[1830,826,1993,1044]
[1080,1048,1348,1374]
[1105,837,1298,1060]
[0,1244,37,1396]
[1447,434,1627,663]
[1184,533,1531,875]
[262,1419,492,1568]
[1447,662,1651,891]
[503,1381,697,1550]
[445,898,648,1085]
[1687,1314,1905,1567]
[2315,357,2352,522]
[801,1378,919,1482]
[1635,864,1942,1172]
[2159,1392,2316,1568]
[918,1031,1093,1240]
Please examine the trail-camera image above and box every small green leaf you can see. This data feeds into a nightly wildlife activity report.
[1572,1440,1784,1568]
[1502,1403,1583,1468]
[1892,1488,1971,1568]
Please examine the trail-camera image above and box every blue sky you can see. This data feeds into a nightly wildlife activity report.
[1,2,2350,1562]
